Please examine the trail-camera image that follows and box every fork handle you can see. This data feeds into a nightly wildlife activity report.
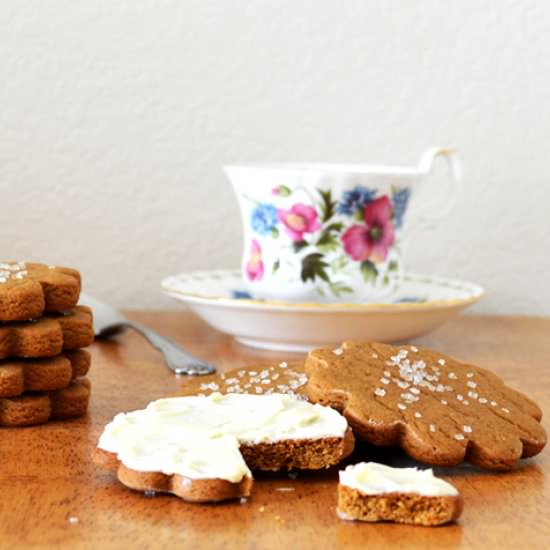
[127,321,216,375]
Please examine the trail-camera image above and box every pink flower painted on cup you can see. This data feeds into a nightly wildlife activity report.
[278,203,321,241]
[245,239,264,281]
[341,196,395,263]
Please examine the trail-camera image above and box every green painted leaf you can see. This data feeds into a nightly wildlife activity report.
[388,260,399,272]
[383,274,390,285]
[360,260,378,284]
[328,282,354,297]
[278,185,291,197]
[272,259,280,274]
[301,253,330,283]
[271,227,280,238]
[318,189,337,222]
[326,222,344,232]
[331,255,349,272]
[316,230,339,253]
[293,239,309,253]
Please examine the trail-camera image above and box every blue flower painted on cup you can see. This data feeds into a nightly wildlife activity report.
[392,188,411,229]
[337,186,377,216]
[251,203,278,235]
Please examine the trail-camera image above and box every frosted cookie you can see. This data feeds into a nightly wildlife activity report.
[0,377,91,427]
[0,306,94,359]
[178,361,308,400]
[0,349,91,398]
[337,462,463,526]
[306,341,547,470]
[95,393,354,503]
[0,262,81,321]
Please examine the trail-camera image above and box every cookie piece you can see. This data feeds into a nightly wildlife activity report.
[306,341,547,471]
[95,393,354,503]
[0,377,91,427]
[0,262,81,321]
[0,349,91,397]
[0,306,94,359]
[337,462,463,526]
[178,361,308,399]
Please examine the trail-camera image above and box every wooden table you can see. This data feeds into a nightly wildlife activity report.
[1,313,549,549]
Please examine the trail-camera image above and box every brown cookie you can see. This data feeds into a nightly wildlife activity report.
[0,377,91,427]
[306,341,547,471]
[0,349,91,397]
[0,306,94,359]
[336,462,463,526]
[0,262,81,321]
[95,393,354,503]
[95,448,254,502]
[337,486,463,526]
[178,360,308,399]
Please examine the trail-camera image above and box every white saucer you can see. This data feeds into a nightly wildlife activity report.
[161,270,483,353]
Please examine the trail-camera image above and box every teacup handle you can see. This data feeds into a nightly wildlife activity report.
[416,147,462,225]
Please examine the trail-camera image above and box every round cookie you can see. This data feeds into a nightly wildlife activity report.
[306,341,547,471]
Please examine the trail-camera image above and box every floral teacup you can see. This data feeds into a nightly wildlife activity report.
[225,147,461,303]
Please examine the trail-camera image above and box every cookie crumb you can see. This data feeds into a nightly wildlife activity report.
[333,348,343,356]
[438,358,446,366]
[429,424,437,432]
[454,434,465,441]
[374,388,386,397]
[479,397,488,404]
[463,425,472,433]
[414,412,422,418]
[448,372,458,380]
[502,407,510,413]
[467,381,477,389]
[397,403,407,410]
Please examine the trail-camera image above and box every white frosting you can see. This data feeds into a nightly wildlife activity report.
[339,462,458,497]
[99,393,348,483]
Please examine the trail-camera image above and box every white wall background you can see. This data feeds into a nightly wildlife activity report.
[1,0,549,314]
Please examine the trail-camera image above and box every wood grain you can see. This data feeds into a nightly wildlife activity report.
[0,312,548,549]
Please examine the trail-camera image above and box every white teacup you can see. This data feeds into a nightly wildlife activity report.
[225,147,461,303]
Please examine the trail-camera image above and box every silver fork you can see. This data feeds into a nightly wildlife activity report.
[81,293,216,376]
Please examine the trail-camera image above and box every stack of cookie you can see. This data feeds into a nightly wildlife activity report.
[0,262,94,426]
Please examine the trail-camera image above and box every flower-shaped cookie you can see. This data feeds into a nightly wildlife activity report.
[306,341,546,471]
[0,377,90,426]
[0,306,94,359]
[0,350,90,398]
[0,262,81,321]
